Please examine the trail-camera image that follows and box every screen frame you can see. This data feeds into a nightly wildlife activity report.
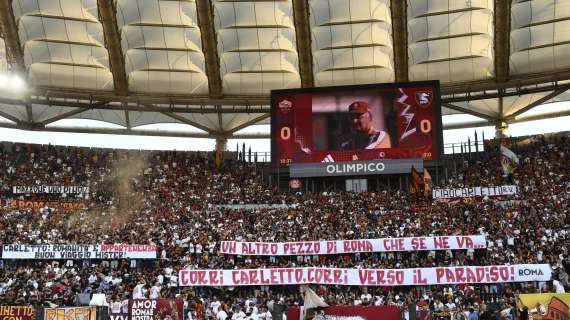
[270,80,443,168]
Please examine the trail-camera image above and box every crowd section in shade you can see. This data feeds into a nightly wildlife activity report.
[0,132,568,320]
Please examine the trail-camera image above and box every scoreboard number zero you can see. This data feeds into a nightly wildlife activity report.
[280,126,291,140]
[420,119,431,133]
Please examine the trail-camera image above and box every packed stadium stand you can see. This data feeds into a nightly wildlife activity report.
[0,132,568,320]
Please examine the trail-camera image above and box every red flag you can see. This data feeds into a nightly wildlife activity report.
[215,147,222,170]
[423,168,433,197]
[410,166,423,195]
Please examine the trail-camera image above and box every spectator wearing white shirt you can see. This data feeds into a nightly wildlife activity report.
[231,307,246,320]
[217,307,228,320]
[211,297,222,315]
[88,273,97,284]
[132,281,146,299]
[553,279,566,293]
[249,303,259,318]
[258,307,272,320]
[433,299,444,312]
[149,282,161,299]
[445,298,457,311]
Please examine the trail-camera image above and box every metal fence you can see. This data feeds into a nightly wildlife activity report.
[235,139,486,164]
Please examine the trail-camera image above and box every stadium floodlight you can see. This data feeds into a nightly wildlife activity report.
[0,74,7,88]
[9,74,25,90]
[0,73,27,94]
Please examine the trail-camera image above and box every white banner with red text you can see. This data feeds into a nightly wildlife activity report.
[432,185,517,200]
[12,185,89,194]
[1,244,156,259]
[179,265,551,287]
[220,235,486,256]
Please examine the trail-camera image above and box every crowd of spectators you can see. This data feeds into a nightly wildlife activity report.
[0,132,568,320]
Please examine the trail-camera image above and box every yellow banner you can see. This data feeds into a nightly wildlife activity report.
[0,306,35,320]
[518,293,570,320]
[10,200,87,211]
[44,307,97,320]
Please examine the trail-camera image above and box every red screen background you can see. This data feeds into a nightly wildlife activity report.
[272,83,442,167]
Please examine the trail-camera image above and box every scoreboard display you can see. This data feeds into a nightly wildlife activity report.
[271,81,443,167]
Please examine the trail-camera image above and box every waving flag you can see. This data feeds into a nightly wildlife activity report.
[500,145,519,176]
[500,145,519,164]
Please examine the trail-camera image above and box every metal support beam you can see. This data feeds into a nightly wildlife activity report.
[442,109,570,130]
[157,112,213,134]
[25,103,33,123]
[495,95,506,137]
[124,110,131,129]
[514,109,570,123]
[27,67,570,106]
[0,109,22,123]
[442,81,570,103]
[39,99,112,125]
[443,68,570,95]
[35,86,269,105]
[495,120,508,138]
[0,121,268,139]
[195,0,222,97]
[98,0,129,95]
[442,103,496,121]
[505,86,570,119]
[390,0,409,82]
[495,121,509,139]
[217,106,224,132]
[494,0,511,83]
[292,0,314,87]
[225,113,270,135]
[40,108,89,125]
[0,96,272,113]
[31,83,564,106]
[498,94,504,118]
[3,108,568,139]
[0,0,25,73]
[140,103,214,133]
[216,137,228,151]
[443,120,490,130]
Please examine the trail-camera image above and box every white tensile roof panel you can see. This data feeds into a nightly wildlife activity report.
[27,63,112,89]
[0,103,28,121]
[13,0,100,20]
[213,0,301,94]
[116,0,208,94]
[12,0,114,90]
[408,0,492,17]
[1,0,570,133]
[66,108,127,127]
[510,0,570,75]
[309,0,395,86]
[407,0,495,82]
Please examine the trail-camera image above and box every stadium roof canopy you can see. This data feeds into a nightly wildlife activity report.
[0,0,569,140]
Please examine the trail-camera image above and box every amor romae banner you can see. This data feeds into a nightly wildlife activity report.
[432,185,517,199]
[110,299,184,320]
[179,264,551,287]
[220,235,486,256]
[1,244,156,259]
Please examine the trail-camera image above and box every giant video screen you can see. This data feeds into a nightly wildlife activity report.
[271,81,442,167]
